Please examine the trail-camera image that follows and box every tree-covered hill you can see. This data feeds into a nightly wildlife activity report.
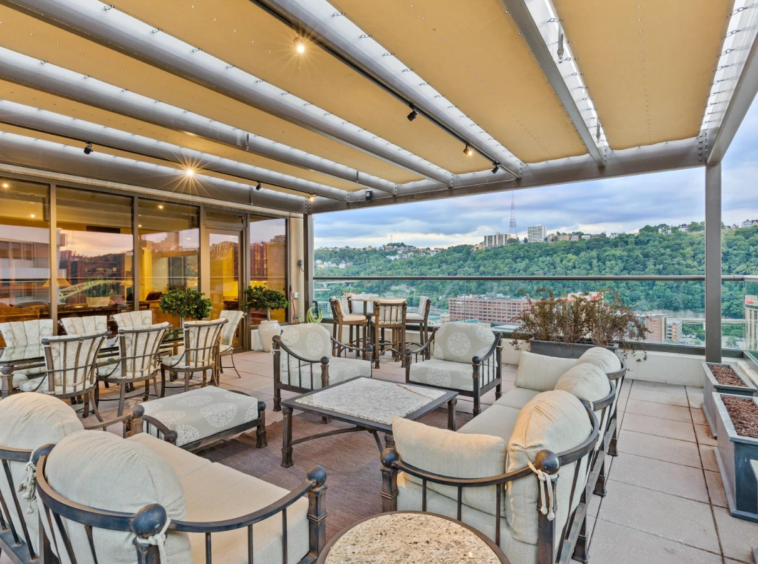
[315,226,758,318]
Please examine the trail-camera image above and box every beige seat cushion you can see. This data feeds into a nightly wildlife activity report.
[459,404,521,444]
[46,430,191,564]
[396,473,537,564]
[392,417,507,516]
[506,391,592,546]
[327,357,372,382]
[140,387,261,447]
[182,463,309,564]
[514,351,576,392]
[0,393,83,554]
[433,322,496,364]
[409,358,496,392]
[341,314,366,323]
[126,432,211,478]
[494,388,541,410]
[406,312,424,322]
[555,364,612,451]
[575,347,621,373]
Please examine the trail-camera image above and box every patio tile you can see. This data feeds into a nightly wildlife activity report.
[628,387,689,407]
[632,381,688,395]
[597,481,720,553]
[694,424,718,447]
[690,407,707,426]
[218,373,273,392]
[610,453,709,502]
[621,413,697,442]
[704,470,728,508]
[714,507,758,563]
[589,518,721,564]
[687,386,705,409]
[617,429,702,468]
[624,399,692,422]
[699,445,719,472]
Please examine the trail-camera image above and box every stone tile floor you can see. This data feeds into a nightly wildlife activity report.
[3,349,757,563]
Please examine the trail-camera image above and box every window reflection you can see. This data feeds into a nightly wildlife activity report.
[210,232,240,321]
[250,216,287,325]
[0,179,50,344]
[139,201,199,327]
[57,188,133,331]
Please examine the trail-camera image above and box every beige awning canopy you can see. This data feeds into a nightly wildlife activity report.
[0,0,754,214]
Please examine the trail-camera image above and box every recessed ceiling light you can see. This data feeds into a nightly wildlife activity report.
[294,36,306,54]
[158,204,164,209]
[30,214,35,218]
[1,182,8,188]
[185,168,195,177]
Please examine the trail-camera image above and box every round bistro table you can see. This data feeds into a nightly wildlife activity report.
[317,511,510,564]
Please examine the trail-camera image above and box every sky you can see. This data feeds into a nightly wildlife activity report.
[314,98,758,249]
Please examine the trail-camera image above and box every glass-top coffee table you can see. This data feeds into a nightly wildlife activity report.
[280,377,458,468]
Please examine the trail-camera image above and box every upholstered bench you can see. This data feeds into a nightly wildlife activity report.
[133,386,267,452]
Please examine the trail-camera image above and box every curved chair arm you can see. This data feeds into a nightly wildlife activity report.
[83,412,136,437]
[330,336,374,360]
[471,332,503,365]
[131,405,179,445]
[404,328,438,363]
[272,335,325,366]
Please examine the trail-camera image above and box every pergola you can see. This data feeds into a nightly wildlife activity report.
[0,0,756,362]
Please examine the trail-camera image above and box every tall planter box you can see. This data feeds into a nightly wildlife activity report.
[714,392,758,522]
[703,362,757,439]
[530,339,618,360]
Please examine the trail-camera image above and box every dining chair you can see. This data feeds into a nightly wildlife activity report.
[160,319,227,393]
[0,319,54,390]
[370,299,407,368]
[406,296,432,358]
[330,297,367,357]
[218,309,245,378]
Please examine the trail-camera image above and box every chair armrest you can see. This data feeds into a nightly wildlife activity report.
[273,336,323,365]
[404,328,437,362]
[130,405,178,444]
[330,336,373,356]
[472,332,502,365]
[83,413,135,438]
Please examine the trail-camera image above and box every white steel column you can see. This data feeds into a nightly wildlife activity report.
[705,163,722,363]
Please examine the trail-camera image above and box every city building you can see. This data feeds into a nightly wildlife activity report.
[482,232,515,249]
[742,219,758,228]
[448,294,530,325]
[527,225,546,243]
[557,234,571,242]
[641,314,667,343]
[666,319,683,343]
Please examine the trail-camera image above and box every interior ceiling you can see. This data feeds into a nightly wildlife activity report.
[0,4,422,184]
[330,0,588,163]
[554,0,732,150]
[114,0,490,174]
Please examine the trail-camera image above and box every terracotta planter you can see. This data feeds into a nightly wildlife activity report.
[530,339,618,360]
[713,392,758,522]
[702,362,757,438]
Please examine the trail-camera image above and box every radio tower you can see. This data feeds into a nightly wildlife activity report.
[509,191,518,240]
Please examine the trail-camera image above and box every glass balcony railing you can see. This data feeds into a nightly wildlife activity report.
[314,275,749,353]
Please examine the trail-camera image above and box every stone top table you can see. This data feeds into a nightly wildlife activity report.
[317,511,509,564]
[281,377,458,468]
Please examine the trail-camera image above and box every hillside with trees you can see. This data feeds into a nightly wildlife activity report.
[315,225,758,319]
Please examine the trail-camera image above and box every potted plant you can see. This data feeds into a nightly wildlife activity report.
[702,362,757,438]
[511,289,648,359]
[85,280,113,308]
[158,288,212,329]
[241,284,289,352]
[713,392,758,522]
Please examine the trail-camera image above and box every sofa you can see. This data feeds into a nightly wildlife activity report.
[0,393,328,564]
[381,348,617,564]
[272,323,373,411]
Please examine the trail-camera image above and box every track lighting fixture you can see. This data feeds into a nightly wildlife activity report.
[1,182,8,189]
[365,190,374,201]
[83,142,93,155]
[256,182,262,191]
[184,168,195,177]
[557,31,565,62]
[294,36,306,54]
[491,162,500,174]
[309,194,315,203]
[596,122,601,142]
[407,106,418,122]
[463,144,474,156]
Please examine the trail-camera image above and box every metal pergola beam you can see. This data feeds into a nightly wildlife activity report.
[0,47,397,194]
[0,99,352,201]
[311,137,702,213]
[1,0,453,185]
[0,131,308,213]
[501,0,606,167]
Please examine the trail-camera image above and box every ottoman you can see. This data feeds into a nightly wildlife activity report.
[132,386,267,452]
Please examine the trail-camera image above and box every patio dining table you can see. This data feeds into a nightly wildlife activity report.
[0,330,184,398]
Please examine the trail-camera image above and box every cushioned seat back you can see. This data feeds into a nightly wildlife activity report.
[393,417,507,516]
[0,394,83,554]
[61,316,108,336]
[506,391,592,546]
[182,319,226,369]
[514,351,577,392]
[555,364,612,450]
[44,431,191,564]
[0,319,53,346]
[113,310,153,330]
[42,333,107,394]
[417,296,430,318]
[575,347,621,373]
[433,322,496,364]
[114,323,170,378]
[279,323,331,368]
[219,310,244,348]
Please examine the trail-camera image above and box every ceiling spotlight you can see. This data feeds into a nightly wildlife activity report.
[1,182,8,188]
[407,105,418,122]
[365,190,374,202]
[255,182,262,191]
[294,36,306,54]
[491,162,500,174]
[83,142,93,155]
[309,194,316,203]
[184,168,195,177]
[30,214,35,218]
[463,144,474,156]
[158,204,164,210]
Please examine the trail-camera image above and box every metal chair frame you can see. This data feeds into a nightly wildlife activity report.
[160,320,227,394]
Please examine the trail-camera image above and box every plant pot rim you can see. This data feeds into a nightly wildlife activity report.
[258,319,280,325]
[702,362,758,393]
[714,392,758,445]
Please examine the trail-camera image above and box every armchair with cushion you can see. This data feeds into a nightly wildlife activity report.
[218,309,245,378]
[0,319,54,391]
[406,322,503,416]
[272,323,373,411]
[381,388,609,564]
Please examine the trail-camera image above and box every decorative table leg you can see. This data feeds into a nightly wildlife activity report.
[256,401,267,448]
[448,398,458,431]
[282,406,294,468]
[385,433,395,449]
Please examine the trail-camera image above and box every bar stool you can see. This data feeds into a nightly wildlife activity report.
[406,296,431,358]
[330,297,367,357]
[370,299,407,368]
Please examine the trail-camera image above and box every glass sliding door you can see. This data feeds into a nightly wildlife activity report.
[0,178,50,346]
[209,230,241,325]
[56,188,133,332]
[249,216,287,325]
